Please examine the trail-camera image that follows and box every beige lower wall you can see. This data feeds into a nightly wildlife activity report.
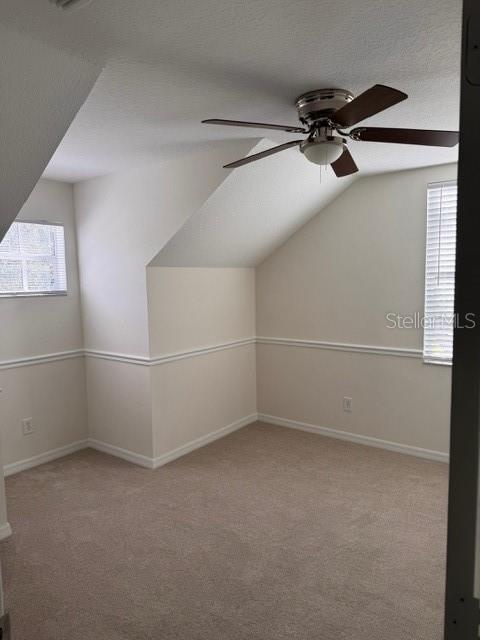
[152,344,256,457]
[1,344,256,468]
[0,358,88,466]
[257,343,451,454]
[1,341,450,470]
[85,358,153,457]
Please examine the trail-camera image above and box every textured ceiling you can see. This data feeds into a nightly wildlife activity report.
[0,25,100,237]
[0,0,461,181]
[152,139,356,267]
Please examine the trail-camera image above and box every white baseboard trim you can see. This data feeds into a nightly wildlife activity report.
[86,414,257,469]
[87,439,155,469]
[153,413,258,468]
[2,412,445,482]
[87,414,258,469]
[1,416,258,477]
[0,522,12,541]
[4,440,89,477]
[258,413,449,463]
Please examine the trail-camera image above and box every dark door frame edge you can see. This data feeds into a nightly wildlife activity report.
[444,1,480,637]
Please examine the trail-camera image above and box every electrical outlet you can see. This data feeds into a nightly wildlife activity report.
[343,397,353,413]
[22,418,34,436]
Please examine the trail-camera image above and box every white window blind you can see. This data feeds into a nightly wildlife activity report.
[423,181,457,364]
[0,222,67,297]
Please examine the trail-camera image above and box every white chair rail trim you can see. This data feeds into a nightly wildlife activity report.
[0,337,422,370]
[0,349,84,370]
[256,337,422,359]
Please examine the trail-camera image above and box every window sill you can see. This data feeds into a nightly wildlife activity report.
[423,358,452,367]
[0,291,68,299]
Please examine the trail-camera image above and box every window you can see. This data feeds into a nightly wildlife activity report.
[0,221,67,297]
[423,181,457,364]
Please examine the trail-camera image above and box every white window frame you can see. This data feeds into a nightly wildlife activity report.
[0,220,68,298]
[423,180,457,366]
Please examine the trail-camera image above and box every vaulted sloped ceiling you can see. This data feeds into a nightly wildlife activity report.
[0,0,461,182]
[0,25,100,240]
[0,0,459,265]
[151,139,356,267]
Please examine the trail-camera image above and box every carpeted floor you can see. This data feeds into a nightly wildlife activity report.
[0,422,448,640]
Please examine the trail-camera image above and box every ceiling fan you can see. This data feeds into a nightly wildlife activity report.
[202,85,459,177]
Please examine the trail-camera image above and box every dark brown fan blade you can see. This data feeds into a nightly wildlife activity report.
[202,119,306,133]
[333,85,408,127]
[223,140,303,168]
[331,146,359,177]
[350,127,459,147]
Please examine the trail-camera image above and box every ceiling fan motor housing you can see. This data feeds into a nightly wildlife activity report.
[295,88,354,125]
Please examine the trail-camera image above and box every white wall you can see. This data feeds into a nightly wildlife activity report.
[148,268,256,457]
[73,142,255,459]
[1,180,84,359]
[151,346,256,457]
[0,180,87,467]
[74,141,255,358]
[257,344,450,454]
[1,162,456,481]
[256,163,457,456]
[153,139,355,268]
[0,26,98,539]
[1,359,87,467]
[85,357,152,457]
[147,268,256,354]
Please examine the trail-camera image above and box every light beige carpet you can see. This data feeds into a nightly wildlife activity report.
[0,422,448,640]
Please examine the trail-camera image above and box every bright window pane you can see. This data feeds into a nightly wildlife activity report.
[0,260,23,291]
[26,260,56,291]
[0,222,67,296]
[0,224,19,254]
[423,181,457,364]
[19,223,55,256]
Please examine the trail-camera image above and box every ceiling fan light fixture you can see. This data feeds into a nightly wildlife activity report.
[300,138,344,166]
